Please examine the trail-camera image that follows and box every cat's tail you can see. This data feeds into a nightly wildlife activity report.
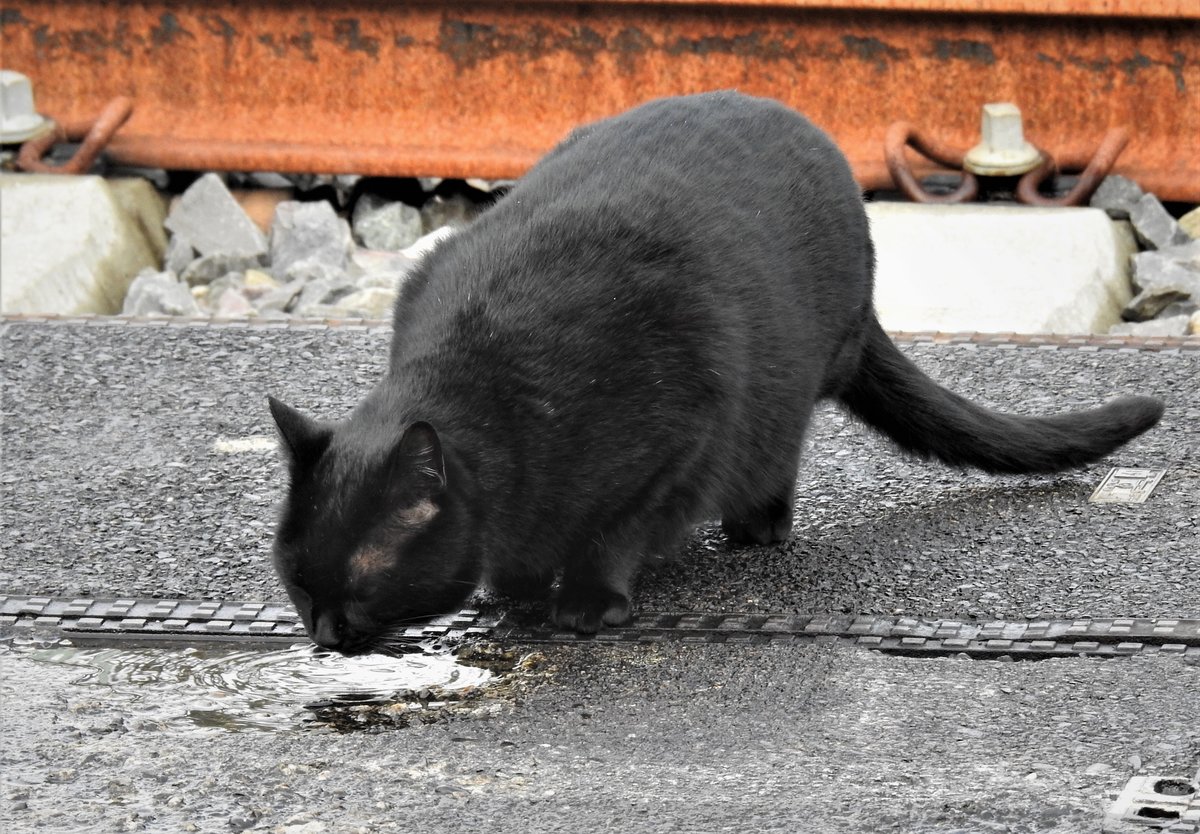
[836,319,1164,474]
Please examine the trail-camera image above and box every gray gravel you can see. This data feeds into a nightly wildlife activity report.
[0,321,1194,620]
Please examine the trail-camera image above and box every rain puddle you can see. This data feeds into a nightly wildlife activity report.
[1,631,513,733]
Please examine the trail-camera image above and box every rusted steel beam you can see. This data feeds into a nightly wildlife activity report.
[3,2,1197,200]
[587,0,1195,17]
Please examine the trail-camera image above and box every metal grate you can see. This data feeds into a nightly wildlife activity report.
[499,611,1200,659]
[3,595,1199,660]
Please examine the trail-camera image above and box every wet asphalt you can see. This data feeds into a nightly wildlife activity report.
[1,319,1197,833]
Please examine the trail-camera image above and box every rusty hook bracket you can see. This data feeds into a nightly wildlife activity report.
[885,121,979,204]
[1015,128,1131,208]
[885,121,1130,207]
[16,96,134,175]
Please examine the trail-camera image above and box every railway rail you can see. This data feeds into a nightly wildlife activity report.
[3,1,1197,200]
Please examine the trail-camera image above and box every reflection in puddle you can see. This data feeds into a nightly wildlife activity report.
[7,637,495,733]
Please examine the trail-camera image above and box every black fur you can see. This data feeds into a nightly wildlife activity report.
[269,92,1163,651]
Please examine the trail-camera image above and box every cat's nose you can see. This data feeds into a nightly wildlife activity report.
[311,611,344,651]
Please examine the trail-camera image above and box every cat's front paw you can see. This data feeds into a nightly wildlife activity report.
[551,587,631,634]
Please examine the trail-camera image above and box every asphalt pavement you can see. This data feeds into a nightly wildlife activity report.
[1,318,1197,834]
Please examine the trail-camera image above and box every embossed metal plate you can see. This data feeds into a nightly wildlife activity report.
[1090,468,1167,504]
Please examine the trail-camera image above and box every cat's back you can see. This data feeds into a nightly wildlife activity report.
[389,92,871,391]
[518,91,856,214]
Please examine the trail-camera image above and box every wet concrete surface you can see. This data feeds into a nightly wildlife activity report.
[4,640,1198,833]
[1,319,1198,833]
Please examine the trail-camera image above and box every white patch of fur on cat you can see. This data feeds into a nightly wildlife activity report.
[398,499,439,527]
[349,545,392,581]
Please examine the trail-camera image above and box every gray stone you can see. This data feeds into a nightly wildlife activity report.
[421,194,477,232]
[213,288,254,318]
[269,201,353,275]
[330,287,396,319]
[1130,193,1191,250]
[289,302,347,319]
[348,248,415,294]
[163,235,195,275]
[352,194,423,251]
[203,273,246,311]
[283,257,348,286]
[355,271,407,291]
[1108,314,1192,337]
[253,279,306,314]
[241,269,281,298]
[293,295,389,319]
[1129,240,1200,293]
[1122,284,1193,322]
[1089,175,1144,220]
[243,172,293,189]
[1180,205,1200,240]
[350,247,414,274]
[1156,300,1199,320]
[294,276,357,313]
[180,252,263,287]
[121,269,201,317]
[1165,237,1200,265]
[164,173,267,258]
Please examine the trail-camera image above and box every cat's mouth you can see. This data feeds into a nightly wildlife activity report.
[307,615,442,657]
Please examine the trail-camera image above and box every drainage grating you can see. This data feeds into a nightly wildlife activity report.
[3,595,1199,660]
[0,596,494,646]
[1103,771,1200,834]
[505,612,1200,659]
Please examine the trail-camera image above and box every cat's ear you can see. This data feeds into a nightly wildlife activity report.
[394,421,446,494]
[267,396,332,470]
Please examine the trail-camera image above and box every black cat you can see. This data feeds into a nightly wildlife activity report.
[268,91,1163,652]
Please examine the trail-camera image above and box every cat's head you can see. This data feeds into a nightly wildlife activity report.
[267,396,481,654]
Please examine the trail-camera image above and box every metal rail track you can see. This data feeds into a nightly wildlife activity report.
[3,595,1198,661]
[4,1,1197,200]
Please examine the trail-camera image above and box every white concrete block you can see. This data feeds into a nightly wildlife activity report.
[867,203,1137,334]
[1,174,167,315]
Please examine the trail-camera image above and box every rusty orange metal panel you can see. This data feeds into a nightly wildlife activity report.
[581,0,1196,17]
[3,2,1197,200]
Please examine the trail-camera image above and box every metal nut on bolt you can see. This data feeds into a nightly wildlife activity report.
[963,102,1043,176]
